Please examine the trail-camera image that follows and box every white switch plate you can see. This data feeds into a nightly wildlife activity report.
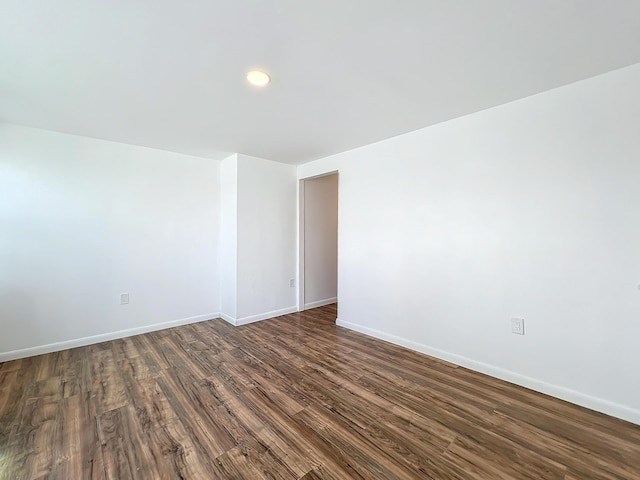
[289,279,295,288]
[511,317,524,335]
[120,293,130,305]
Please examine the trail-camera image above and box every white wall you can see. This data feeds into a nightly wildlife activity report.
[303,174,338,308]
[0,124,220,360]
[236,154,297,323]
[219,154,238,321]
[298,63,640,424]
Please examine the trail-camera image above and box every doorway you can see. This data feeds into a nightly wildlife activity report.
[299,172,338,310]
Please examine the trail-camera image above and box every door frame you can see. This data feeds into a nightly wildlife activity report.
[297,171,339,311]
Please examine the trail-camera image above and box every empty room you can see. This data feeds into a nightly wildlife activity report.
[1,1,640,479]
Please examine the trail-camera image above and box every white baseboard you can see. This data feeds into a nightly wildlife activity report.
[0,313,220,363]
[304,297,337,310]
[216,306,300,326]
[235,306,298,326]
[219,312,237,325]
[336,317,640,426]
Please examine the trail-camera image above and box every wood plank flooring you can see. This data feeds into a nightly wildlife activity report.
[1,304,639,479]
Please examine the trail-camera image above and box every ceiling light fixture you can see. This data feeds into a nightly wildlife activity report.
[246,70,271,87]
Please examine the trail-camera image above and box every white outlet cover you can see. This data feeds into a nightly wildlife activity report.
[511,317,525,335]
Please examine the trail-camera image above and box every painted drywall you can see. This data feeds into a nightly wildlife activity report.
[0,124,220,360]
[219,154,238,321]
[236,154,297,323]
[215,153,298,325]
[303,174,338,308]
[297,63,640,424]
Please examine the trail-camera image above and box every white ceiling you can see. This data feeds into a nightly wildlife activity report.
[2,1,640,164]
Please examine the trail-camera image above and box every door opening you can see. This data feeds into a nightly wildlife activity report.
[299,172,338,311]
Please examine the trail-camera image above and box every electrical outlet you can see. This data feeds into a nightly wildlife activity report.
[120,293,130,305]
[511,317,524,335]
[289,279,295,288]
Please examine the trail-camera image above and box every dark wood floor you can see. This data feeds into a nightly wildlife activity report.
[1,304,639,479]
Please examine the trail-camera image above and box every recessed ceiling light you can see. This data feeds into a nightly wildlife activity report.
[246,70,271,87]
